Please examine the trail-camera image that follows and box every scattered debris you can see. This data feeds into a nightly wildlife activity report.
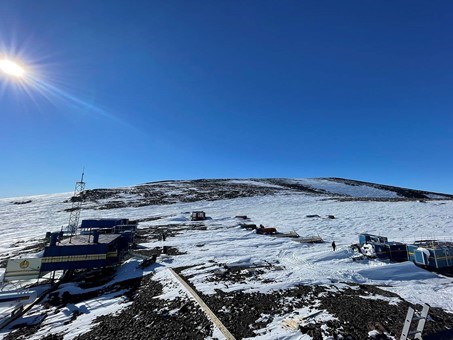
[239,223,257,230]
[273,230,300,238]
[282,310,324,330]
[293,235,324,244]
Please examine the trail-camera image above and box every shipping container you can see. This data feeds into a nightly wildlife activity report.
[409,240,453,270]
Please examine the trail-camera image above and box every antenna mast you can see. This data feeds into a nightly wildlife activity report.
[66,170,86,235]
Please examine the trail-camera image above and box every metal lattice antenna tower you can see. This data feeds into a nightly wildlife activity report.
[66,170,86,235]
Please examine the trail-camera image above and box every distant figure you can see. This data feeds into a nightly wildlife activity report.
[332,241,336,251]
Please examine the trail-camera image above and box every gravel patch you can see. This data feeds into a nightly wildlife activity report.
[74,275,213,340]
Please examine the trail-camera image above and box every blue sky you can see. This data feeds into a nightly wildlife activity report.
[0,1,452,197]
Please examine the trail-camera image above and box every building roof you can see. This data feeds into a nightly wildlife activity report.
[80,218,129,229]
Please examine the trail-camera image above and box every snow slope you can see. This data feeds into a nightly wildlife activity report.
[288,178,399,198]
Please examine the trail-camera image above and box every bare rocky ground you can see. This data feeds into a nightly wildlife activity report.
[134,223,208,242]
[176,268,453,339]
[74,275,213,340]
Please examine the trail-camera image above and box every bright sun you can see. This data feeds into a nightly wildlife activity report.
[0,59,25,77]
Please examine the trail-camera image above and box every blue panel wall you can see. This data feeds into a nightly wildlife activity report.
[41,259,108,272]
[43,244,108,257]
[388,244,408,262]
[80,219,129,229]
[407,245,418,261]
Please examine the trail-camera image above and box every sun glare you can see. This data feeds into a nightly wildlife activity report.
[0,54,126,128]
[0,59,25,77]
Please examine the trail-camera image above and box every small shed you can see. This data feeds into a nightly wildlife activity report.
[191,211,206,221]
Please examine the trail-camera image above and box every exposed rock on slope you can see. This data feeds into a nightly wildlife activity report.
[69,178,453,210]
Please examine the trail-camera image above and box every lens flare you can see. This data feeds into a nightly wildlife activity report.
[0,59,25,77]
[0,52,137,134]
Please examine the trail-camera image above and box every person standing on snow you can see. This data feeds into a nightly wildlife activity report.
[331,241,336,251]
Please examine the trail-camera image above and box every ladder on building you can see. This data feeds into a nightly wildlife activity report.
[400,304,430,340]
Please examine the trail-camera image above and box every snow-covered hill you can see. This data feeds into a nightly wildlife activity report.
[64,177,453,211]
[0,178,452,339]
